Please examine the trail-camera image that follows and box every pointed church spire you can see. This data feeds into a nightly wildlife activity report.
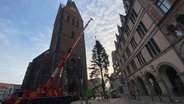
[59,3,65,9]
[67,0,73,5]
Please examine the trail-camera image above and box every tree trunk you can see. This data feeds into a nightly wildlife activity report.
[100,67,105,99]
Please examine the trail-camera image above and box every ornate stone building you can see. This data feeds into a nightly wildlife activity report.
[112,0,184,96]
[21,0,88,96]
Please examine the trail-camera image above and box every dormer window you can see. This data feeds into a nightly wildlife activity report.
[156,0,171,13]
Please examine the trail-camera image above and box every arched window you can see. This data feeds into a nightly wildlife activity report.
[71,31,75,39]
[67,15,70,22]
[72,18,74,25]
[167,25,183,39]
[77,21,79,27]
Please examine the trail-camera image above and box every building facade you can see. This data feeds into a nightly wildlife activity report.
[22,0,88,96]
[112,0,184,96]
[111,51,122,93]
[0,83,21,101]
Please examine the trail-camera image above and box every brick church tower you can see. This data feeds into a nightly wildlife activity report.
[22,0,88,96]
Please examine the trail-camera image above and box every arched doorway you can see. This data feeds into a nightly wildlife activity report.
[68,78,80,96]
[137,77,148,95]
[127,82,131,90]
[145,73,162,95]
[130,80,136,89]
[159,65,184,96]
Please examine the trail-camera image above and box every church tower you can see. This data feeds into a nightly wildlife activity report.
[49,0,87,95]
[22,0,88,96]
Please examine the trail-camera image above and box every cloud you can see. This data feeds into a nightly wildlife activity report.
[0,17,52,84]
[0,18,19,46]
[30,27,52,52]
[76,0,124,73]
[0,0,125,83]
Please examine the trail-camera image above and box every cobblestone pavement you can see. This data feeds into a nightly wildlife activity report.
[125,94,184,104]
[72,95,184,104]
[72,97,154,104]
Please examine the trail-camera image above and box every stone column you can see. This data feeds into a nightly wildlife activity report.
[161,78,171,95]
[143,80,151,95]
[156,79,168,95]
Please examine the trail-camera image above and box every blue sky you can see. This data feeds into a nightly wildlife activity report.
[0,0,125,84]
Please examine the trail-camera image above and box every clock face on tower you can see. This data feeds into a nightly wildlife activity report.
[70,6,77,12]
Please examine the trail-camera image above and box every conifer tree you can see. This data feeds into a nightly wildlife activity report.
[89,40,109,98]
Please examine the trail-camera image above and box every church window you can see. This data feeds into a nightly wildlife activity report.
[72,18,75,25]
[67,15,70,22]
[71,31,75,39]
[77,21,79,27]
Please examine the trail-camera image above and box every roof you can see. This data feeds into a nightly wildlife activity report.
[0,82,13,88]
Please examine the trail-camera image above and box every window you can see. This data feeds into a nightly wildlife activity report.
[122,54,126,61]
[120,43,123,51]
[136,52,146,66]
[72,18,75,25]
[130,37,137,49]
[126,47,131,57]
[130,9,137,23]
[125,26,131,37]
[146,38,161,58]
[123,70,127,78]
[77,21,79,27]
[126,65,131,75]
[118,26,123,34]
[156,0,171,13]
[71,31,75,39]
[67,15,70,22]
[176,15,184,27]
[118,49,121,56]
[120,15,125,25]
[167,25,184,39]
[120,59,124,65]
[130,60,137,72]
[122,35,126,44]
[136,21,147,38]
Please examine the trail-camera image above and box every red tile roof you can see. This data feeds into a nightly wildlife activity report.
[0,82,13,88]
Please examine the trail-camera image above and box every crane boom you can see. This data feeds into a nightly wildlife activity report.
[2,17,93,104]
[44,18,93,89]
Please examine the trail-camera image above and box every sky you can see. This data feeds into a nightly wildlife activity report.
[0,0,125,84]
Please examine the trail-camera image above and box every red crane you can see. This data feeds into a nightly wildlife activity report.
[44,18,93,89]
[2,18,93,104]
